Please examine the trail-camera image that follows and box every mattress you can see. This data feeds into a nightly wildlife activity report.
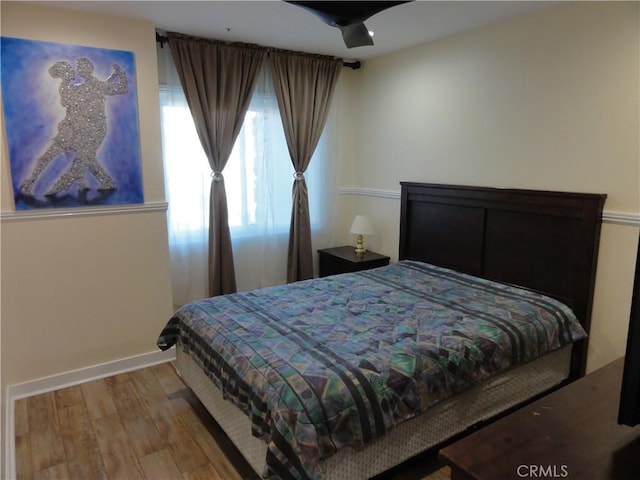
[176,344,572,479]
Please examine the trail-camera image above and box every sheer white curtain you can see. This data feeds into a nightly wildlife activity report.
[157,45,339,306]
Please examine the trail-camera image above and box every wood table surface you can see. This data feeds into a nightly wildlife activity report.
[439,357,640,480]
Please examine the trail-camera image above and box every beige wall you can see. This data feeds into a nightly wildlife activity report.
[1,0,638,474]
[0,3,174,474]
[336,2,640,373]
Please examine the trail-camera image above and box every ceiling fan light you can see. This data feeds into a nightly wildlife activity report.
[340,23,374,48]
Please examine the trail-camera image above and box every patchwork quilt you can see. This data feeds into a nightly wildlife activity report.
[157,260,586,480]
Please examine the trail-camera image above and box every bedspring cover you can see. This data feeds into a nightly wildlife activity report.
[157,260,586,480]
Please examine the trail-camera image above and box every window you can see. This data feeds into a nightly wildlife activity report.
[158,55,340,300]
[160,82,293,239]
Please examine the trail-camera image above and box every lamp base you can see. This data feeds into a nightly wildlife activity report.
[354,234,365,256]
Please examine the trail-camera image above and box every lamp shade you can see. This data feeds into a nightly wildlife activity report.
[349,215,374,236]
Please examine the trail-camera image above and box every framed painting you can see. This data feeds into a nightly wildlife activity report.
[1,37,144,210]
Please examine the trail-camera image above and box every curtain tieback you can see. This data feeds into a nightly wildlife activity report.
[293,171,305,181]
[211,171,223,182]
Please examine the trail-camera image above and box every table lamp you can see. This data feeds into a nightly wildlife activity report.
[349,215,374,256]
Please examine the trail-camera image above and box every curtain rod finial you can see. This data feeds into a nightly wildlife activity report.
[156,32,168,48]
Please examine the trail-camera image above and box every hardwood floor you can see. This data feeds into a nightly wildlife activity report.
[14,362,451,480]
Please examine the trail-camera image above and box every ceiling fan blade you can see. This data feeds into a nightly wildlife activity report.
[340,23,374,49]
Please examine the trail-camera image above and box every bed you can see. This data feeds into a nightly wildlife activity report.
[158,182,606,480]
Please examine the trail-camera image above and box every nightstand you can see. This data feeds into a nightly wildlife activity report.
[317,246,390,277]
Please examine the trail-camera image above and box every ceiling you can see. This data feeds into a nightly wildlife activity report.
[27,1,560,60]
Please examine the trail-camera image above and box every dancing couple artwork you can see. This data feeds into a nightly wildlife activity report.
[1,37,144,210]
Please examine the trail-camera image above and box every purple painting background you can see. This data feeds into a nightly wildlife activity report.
[1,37,144,209]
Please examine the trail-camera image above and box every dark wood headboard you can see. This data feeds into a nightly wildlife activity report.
[399,182,606,379]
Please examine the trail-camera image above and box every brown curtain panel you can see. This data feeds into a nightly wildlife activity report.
[270,52,342,282]
[168,34,266,296]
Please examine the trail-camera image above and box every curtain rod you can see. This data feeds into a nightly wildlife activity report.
[155,32,361,70]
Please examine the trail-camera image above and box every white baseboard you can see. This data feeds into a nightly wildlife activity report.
[4,348,176,480]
